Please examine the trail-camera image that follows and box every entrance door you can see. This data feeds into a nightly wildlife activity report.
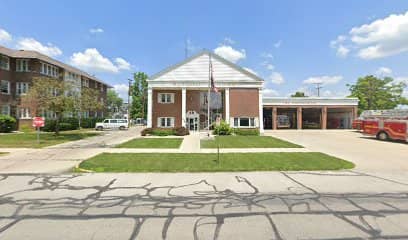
[186,110,199,131]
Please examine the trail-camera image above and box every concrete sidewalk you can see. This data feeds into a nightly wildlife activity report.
[0,171,407,239]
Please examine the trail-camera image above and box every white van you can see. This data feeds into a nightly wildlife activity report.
[95,119,128,131]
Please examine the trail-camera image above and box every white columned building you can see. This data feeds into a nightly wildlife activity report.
[147,88,153,128]
[147,50,265,132]
[181,88,186,127]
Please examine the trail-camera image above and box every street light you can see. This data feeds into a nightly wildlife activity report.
[127,78,133,127]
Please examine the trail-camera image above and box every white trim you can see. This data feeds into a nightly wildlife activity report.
[263,97,359,106]
[225,88,230,124]
[157,117,175,128]
[0,80,10,95]
[147,88,153,128]
[259,88,264,133]
[181,88,186,127]
[16,82,29,95]
[149,80,262,89]
[232,117,257,128]
[1,104,10,115]
[157,93,175,104]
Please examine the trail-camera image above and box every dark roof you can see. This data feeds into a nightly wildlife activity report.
[0,45,111,87]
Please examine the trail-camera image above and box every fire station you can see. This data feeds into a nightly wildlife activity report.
[147,50,359,132]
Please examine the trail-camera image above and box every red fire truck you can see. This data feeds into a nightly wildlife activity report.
[360,110,408,142]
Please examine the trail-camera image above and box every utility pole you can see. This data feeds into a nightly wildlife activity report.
[127,78,133,127]
[315,83,323,97]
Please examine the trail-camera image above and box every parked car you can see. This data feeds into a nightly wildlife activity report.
[95,119,128,131]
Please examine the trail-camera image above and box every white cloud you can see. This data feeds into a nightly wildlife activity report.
[214,45,246,63]
[336,45,350,57]
[263,88,279,97]
[223,37,235,45]
[269,72,285,85]
[16,38,62,57]
[274,40,282,48]
[70,48,131,73]
[330,35,346,48]
[89,28,104,34]
[375,67,393,76]
[113,84,129,100]
[395,76,408,84]
[261,52,273,59]
[303,75,343,85]
[0,28,12,43]
[333,11,408,59]
[261,61,275,70]
[115,58,131,70]
[243,67,257,76]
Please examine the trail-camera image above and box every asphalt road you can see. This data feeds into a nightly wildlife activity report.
[0,171,408,239]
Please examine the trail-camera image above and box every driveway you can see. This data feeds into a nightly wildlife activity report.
[0,171,407,239]
[265,130,408,172]
[0,127,144,173]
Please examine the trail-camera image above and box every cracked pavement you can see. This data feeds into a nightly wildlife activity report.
[0,171,408,239]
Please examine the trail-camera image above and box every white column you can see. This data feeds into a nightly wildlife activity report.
[258,88,264,133]
[225,88,230,124]
[182,88,186,127]
[147,88,153,128]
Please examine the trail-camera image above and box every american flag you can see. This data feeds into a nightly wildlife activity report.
[210,57,218,93]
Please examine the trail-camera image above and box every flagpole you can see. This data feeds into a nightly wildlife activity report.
[207,53,211,136]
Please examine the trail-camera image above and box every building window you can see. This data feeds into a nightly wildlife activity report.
[233,117,256,128]
[1,105,10,115]
[158,93,174,103]
[0,55,9,70]
[16,82,29,95]
[16,59,29,72]
[19,108,31,119]
[0,80,10,94]
[82,79,89,87]
[40,62,59,77]
[158,117,174,128]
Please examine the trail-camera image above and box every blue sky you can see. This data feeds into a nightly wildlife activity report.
[1,0,408,99]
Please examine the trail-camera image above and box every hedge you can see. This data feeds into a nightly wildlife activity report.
[0,115,16,133]
[141,127,189,136]
[42,117,104,132]
[233,128,260,136]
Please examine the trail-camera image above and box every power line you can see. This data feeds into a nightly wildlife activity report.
[315,83,323,97]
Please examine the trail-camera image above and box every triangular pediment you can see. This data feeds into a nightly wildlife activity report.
[149,51,264,82]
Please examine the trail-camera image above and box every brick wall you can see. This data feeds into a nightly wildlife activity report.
[152,89,182,128]
[229,88,259,117]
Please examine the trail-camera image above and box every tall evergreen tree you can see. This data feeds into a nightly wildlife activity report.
[130,72,148,119]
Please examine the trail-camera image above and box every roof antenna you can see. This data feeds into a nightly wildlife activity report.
[315,83,323,97]
[185,37,189,59]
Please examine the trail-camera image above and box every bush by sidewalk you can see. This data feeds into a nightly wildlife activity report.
[0,115,16,133]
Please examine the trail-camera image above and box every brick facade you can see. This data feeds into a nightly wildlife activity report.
[229,88,259,117]
[152,90,182,128]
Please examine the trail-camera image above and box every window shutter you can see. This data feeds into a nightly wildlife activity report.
[171,117,175,127]
[157,118,161,127]
[157,94,162,103]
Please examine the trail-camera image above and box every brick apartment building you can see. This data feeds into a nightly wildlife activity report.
[0,45,110,128]
[147,50,358,132]
[147,50,264,132]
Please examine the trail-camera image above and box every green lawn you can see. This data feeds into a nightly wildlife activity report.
[0,130,100,148]
[116,138,183,148]
[77,152,354,172]
[201,136,302,148]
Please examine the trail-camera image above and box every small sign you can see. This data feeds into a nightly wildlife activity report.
[32,117,45,128]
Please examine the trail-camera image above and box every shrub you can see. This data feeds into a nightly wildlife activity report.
[174,127,189,136]
[81,118,104,128]
[0,115,16,133]
[233,128,260,136]
[151,128,176,136]
[141,128,153,136]
[213,121,232,135]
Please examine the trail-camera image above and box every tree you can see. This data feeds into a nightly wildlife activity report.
[291,91,307,97]
[347,75,407,113]
[21,77,75,135]
[130,72,148,119]
[107,89,123,117]
[79,87,104,118]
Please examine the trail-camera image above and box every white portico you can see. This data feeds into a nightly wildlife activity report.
[147,51,264,132]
